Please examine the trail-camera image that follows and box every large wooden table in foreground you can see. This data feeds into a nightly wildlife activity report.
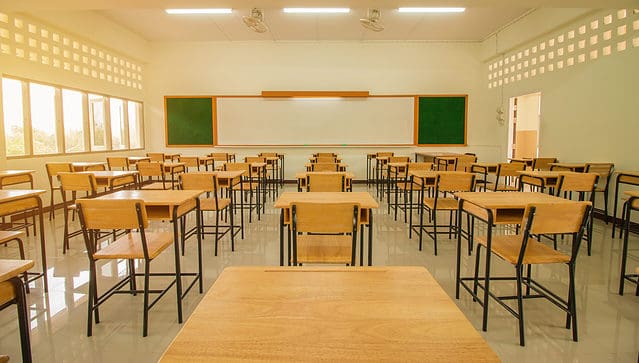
[159,266,500,363]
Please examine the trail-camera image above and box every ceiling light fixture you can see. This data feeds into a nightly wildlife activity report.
[360,9,384,32]
[283,8,351,14]
[165,8,233,15]
[397,7,465,13]
[243,8,269,33]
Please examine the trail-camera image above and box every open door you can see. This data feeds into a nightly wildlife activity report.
[507,92,541,159]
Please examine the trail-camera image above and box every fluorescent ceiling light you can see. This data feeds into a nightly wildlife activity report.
[283,8,351,14]
[165,8,233,15]
[397,7,465,13]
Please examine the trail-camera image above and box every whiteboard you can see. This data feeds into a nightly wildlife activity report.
[216,97,414,145]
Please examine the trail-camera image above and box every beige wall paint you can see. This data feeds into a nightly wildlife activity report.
[144,41,499,178]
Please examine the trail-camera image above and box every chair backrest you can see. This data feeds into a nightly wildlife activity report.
[136,161,164,177]
[314,152,337,157]
[497,162,525,177]
[245,156,266,163]
[376,152,394,157]
[518,201,592,263]
[312,163,339,172]
[46,162,73,185]
[107,157,129,170]
[58,172,98,194]
[259,152,278,157]
[584,163,614,191]
[77,198,148,230]
[208,152,229,162]
[292,202,359,234]
[179,156,200,169]
[313,156,338,163]
[389,156,410,163]
[147,152,165,162]
[436,172,475,193]
[180,173,218,193]
[455,155,477,172]
[224,162,251,175]
[556,173,598,194]
[407,162,433,171]
[306,173,345,192]
[532,157,557,171]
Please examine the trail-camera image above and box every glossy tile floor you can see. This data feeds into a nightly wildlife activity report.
[1,184,638,362]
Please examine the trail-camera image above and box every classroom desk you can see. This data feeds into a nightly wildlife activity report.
[295,171,355,192]
[94,190,204,323]
[619,190,639,295]
[434,156,459,170]
[0,170,35,189]
[127,156,151,165]
[0,259,35,363]
[0,190,47,292]
[415,151,462,162]
[78,170,138,190]
[508,157,533,167]
[178,156,216,171]
[274,192,379,266]
[164,153,181,162]
[71,162,107,172]
[549,162,586,172]
[163,162,187,189]
[159,266,499,363]
[454,191,571,333]
[384,162,409,204]
[366,153,376,187]
[612,171,639,238]
[304,163,348,172]
[516,170,563,192]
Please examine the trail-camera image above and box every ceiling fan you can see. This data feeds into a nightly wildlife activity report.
[243,8,269,33]
[360,9,384,32]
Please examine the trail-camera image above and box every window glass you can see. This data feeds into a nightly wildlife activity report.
[127,101,143,148]
[30,82,58,154]
[2,78,25,156]
[110,98,126,149]
[88,93,106,150]
[62,89,85,153]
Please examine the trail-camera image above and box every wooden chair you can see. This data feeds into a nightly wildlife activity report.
[313,156,338,163]
[58,172,98,254]
[180,173,239,256]
[455,154,477,172]
[584,162,614,222]
[306,173,345,192]
[0,231,28,289]
[76,198,179,337]
[383,156,411,217]
[107,157,130,171]
[397,162,433,223]
[311,163,340,172]
[291,202,359,265]
[486,162,525,192]
[374,152,394,196]
[208,152,231,164]
[178,156,201,171]
[146,152,165,162]
[224,162,262,222]
[532,157,557,171]
[136,162,170,190]
[313,152,337,158]
[619,195,639,295]
[556,173,598,255]
[416,172,475,255]
[45,162,73,220]
[0,267,31,363]
[472,201,591,346]
[259,152,283,188]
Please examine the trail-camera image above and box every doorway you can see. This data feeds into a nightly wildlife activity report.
[507,92,541,159]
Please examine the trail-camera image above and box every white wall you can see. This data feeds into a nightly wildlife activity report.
[145,41,499,179]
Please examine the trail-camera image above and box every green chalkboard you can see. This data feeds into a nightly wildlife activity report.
[417,96,467,145]
[165,97,214,146]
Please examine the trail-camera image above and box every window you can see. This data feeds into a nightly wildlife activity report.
[88,93,106,151]
[2,78,25,156]
[128,101,143,149]
[29,82,58,154]
[62,89,85,153]
[110,98,126,150]
[2,76,144,157]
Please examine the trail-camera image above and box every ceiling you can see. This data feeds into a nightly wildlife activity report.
[5,0,639,42]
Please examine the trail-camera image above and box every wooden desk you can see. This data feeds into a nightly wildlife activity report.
[71,162,107,172]
[159,266,499,363]
[179,156,216,171]
[508,157,533,167]
[0,259,35,363]
[415,151,462,162]
[0,170,34,189]
[95,190,204,322]
[164,153,181,162]
[295,171,355,192]
[128,156,151,165]
[274,192,379,266]
[549,162,586,172]
[619,190,639,295]
[517,170,564,192]
[78,170,138,190]
[454,191,572,333]
[0,190,47,292]
[611,171,639,238]
[304,163,348,172]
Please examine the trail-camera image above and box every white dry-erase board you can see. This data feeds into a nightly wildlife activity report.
[215,97,414,146]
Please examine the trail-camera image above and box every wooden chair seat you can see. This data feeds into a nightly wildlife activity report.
[0,280,15,306]
[141,182,169,190]
[199,197,231,211]
[422,197,458,210]
[93,232,174,260]
[295,234,353,264]
[476,234,571,265]
[0,230,25,243]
